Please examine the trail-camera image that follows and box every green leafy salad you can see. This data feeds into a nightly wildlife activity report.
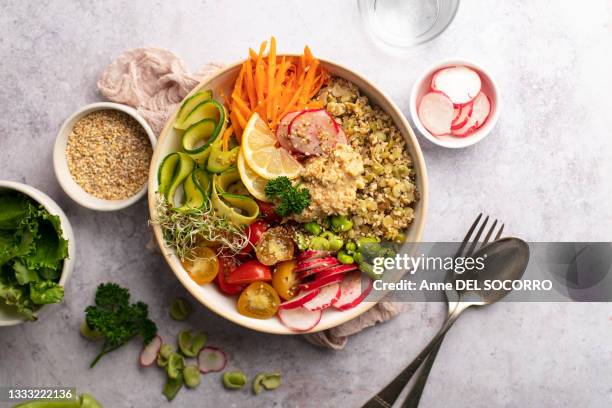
[0,191,68,319]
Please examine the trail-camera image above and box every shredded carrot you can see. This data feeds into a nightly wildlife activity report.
[228,37,328,140]
[221,127,233,151]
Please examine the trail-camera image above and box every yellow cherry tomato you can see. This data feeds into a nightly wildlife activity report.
[237,282,280,319]
[182,246,219,285]
[272,260,298,301]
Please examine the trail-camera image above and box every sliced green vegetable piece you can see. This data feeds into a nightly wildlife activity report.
[253,372,281,394]
[223,371,248,390]
[79,393,104,408]
[207,135,239,173]
[188,145,211,166]
[163,372,184,401]
[180,171,205,210]
[157,343,174,367]
[182,118,218,154]
[169,297,192,321]
[211,169,259,225]
[192,168,212,199]
[182,99,225,131]
[80,321,102,340]
[165,153,195,207]
[183,365,201,389]
[157,153,179,196]
[178,330,207,357]
[174,89,213,130]
[167,352,185,379]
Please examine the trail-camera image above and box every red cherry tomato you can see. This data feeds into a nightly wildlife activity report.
[216,256,244,295]
[227,260,272,285]
[238,220,268,255]
[256,200,279,221]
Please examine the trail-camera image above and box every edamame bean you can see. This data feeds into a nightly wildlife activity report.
[304,222,322,235]
[330,215,353,232]
[170,297,192,321]
[178,330,207,357]
[345,242,357,253]
[252,372,282,395]
[309,236,329,250]
[321,231,343,251]
[337,250,354,265]
[223,371,248,389]
[353,252,364,263]
[183,365,201,389]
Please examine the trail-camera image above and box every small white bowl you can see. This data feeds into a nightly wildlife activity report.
[53,102,156,211]
[0,181,75,326]
[409,59,501,149]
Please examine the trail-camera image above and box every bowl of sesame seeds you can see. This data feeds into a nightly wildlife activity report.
[53,102,155,211]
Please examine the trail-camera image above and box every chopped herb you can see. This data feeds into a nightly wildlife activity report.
[264,177,310,217]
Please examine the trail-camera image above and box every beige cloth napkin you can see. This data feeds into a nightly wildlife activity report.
[98,48,404,349]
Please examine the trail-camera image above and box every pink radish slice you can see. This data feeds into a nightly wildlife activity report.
[431,66,482,105]
[314,264,359,280]
[297,273,344,292]
[295,256,339,274]
[418,92,455,136]
[451,92,491,137]
[279,288,321,310]
[451,107,460,122]
[278,307,322,332]
[451,103,473,129]
[303,283,341,311]
[332,272,373,311]
[297,250,333,262]
[276,111,303,151]
[288,109,340,156]
[198,347,227,373]
[139,335,162,367]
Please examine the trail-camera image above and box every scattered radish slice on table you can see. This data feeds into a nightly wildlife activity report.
[418,92,455,136]
[198,347,227,373]
[278,307,322,332]
[139,335,162,367]
[451,92,491,137]
[431,65,481,105]
[332,272,373,311]
[279,288,321,310]
[303,283,341,311]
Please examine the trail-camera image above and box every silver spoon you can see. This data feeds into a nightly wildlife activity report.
[363,236,530,408]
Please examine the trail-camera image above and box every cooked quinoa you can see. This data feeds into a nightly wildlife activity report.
[316,77,418,241]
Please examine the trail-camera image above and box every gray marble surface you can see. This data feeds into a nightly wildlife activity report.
[1,1,611,407]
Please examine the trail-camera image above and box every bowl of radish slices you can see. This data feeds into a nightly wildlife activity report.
[410,59,500,148]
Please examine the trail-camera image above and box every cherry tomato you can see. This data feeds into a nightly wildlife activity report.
[237,281,280,319]
[239,220,268,255]
[255,226,295,266]
[227,260,271,285]
[272,260,298,300]
[182,246,219,285]
[256,200,279,221]
[216,256,244,295]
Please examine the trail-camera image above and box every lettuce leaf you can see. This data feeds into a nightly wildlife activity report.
[0,278,35,320]
[30,281,64,305]
[13,259,40,285]
[0,194,30,229]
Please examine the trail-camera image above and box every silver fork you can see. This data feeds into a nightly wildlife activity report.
[362,214,505,408]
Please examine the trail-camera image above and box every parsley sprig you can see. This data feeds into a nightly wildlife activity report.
[264,177,310,217]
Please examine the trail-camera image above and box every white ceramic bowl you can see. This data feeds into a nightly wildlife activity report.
[148,57,429,335]
[409,59,500,149]
[0,181,75,326]
[53,102,156,211]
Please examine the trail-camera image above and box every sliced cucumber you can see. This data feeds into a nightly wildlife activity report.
[207,135,239,173]
[192,168,212,198]
[181,99,225,131]
[182,119,218,154]
[188,146,211,166]
[211,169,259,225]
[165,152,195,207]
[179,171,206,210]
[174,90,213,130]
[158,153,180,195]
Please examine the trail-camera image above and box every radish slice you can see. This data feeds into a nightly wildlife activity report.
[431,66,482,105]
[315,264,359,280]
[295,256,339,274]
[296,273,344,292]
[332,272,373,311]
[278,307,322,332]
[417,92,455,136]
[139,335,162,367]
[198,347,227,373]
[288,109,340,156]
[451,92,491,137]
[279,287,321,310]
[297,250,333,262]
[303,283,341,311]
[276,111,302,152]
[451,103,473,129]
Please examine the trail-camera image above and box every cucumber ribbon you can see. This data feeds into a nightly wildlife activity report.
[212,168,259,225]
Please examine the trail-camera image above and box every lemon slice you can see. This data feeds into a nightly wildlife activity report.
[237,150,270,202]
[241,113,302,180]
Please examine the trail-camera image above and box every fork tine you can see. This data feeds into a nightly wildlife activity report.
[495,224,505,240]
[466,215,489,256]
[454,213,482,257]
[481,219,498,246]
